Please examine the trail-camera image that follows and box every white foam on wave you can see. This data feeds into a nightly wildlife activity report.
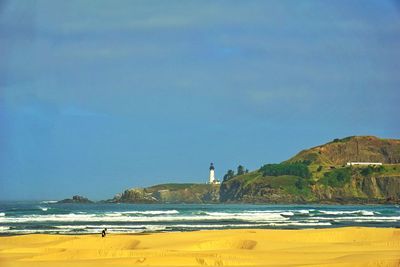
[0,226,10,231]
[360,211,374,216]
[0,212,5,217]
[0,211,287,224]
[280,212,294,216]
[313,216,400,222]
[39,207,48,211]
[54,224,166,232]
[280,222,331,226]
[243,210,283,213]
[104,210,179,217]
[40,200,58,204]
[298,210,310,215]
[244,210,311,215]
[204,211,287,222]
[104,212,123,217]
[319,210,375,216]
[0,220,336,234]
[119,210,179,215]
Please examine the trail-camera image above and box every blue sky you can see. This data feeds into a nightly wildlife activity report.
[1,0,399,200]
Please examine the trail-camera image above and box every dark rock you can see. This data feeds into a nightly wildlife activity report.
[58,195,93,204]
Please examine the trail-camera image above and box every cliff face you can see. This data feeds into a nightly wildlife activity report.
[112,188,158,203]
[111,184,220,204]
[220,136,400,204]
[312,175,400,203]
[220,173,400,204]
[219,174,311,203]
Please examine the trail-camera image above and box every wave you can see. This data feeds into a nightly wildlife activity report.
[204,211,287,221]
[119,210,179,215]
[0,212,287,224]
[312,216,400,222]
[104,210,179,217]
[280,212,294,216]
[319,210,375,216]
[55,224,166,232]
[244,210,310,216]
[0,220,334,234]
[1,205,398,235]
[298,210,311,215]
[2,210,397,225]
[40,201,58,204]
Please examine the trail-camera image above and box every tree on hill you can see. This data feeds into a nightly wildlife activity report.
[260,163,311,179]
[237,165,245,176]
[223,169,235,181]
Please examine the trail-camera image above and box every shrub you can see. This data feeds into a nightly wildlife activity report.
[223,169,235,181]
[360,165,384,176]
[360,166,373,176]
[295,178,308,190]
[260,163,310,179]
[320,168,351,187]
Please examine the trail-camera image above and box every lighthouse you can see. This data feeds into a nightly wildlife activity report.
[208,163,220,184]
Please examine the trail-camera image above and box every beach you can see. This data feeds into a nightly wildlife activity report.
[1,227,399,267]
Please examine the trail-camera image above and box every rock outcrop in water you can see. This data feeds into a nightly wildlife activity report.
[58,195,93,204]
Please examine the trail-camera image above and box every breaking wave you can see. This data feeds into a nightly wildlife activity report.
[0,203,398,235]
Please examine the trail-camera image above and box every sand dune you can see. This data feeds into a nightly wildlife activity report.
[0,227,399,266]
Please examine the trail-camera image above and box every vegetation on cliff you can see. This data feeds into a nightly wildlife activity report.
[111,184,220,204]
[220,136,400,204]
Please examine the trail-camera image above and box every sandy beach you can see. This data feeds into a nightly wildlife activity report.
[0,227,399,267]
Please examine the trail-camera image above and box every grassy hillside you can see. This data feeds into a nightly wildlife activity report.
[286,136,400,166]
[220,136,400,203]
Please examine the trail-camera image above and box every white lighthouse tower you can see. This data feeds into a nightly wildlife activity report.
[208,163,220,184]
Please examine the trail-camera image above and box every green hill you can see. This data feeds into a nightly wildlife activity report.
[286,136,400,166]
[220,136,400,204]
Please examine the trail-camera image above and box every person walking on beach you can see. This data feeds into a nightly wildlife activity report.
[101,228,107,238]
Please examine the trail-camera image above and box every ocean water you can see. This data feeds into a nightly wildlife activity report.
[0,202,399,235]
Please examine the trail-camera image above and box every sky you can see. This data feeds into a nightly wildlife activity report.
[0,0,399,200]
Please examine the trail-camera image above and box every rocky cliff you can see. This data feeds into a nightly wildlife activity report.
[110,184,220,204]
[312,174,400,203]
[220,136,400,204]
[58,195,93,204]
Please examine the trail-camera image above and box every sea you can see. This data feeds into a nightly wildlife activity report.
[0,202,399,235]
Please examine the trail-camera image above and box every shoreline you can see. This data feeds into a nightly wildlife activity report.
[1,225,399,237]
[1,227,399,266]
